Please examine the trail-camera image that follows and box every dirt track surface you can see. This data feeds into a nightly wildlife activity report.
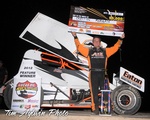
[0,109,150,120]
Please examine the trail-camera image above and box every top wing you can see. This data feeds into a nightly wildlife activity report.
[19,12,107,66]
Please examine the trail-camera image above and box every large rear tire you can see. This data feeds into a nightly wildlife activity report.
[3,83,13,109]
[111,84,141,115]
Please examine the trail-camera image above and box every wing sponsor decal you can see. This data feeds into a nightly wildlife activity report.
[120,67,145,92]
[121,71,143,88]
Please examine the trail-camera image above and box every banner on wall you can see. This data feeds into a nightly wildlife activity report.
[68,6,125,37]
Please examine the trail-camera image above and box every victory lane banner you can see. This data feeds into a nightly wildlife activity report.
[68,6,125,37]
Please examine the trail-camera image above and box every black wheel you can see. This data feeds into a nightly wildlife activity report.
[3,83,13,109]
[111,84,141,115]
[3,82,44,109]
[0,96,4,109]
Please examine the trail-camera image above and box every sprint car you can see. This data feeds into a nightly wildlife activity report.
[0,12,145,115]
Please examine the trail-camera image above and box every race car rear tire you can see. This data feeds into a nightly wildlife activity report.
[3,83,44,109]
[111,84,141,115]
[3,84,13,109]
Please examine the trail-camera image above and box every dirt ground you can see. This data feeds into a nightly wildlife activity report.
[0,114,150,120]
[0,109,150,120]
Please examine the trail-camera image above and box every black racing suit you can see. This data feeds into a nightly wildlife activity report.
[89,47,106,113]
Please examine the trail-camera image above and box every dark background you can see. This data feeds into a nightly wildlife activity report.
[0,0,150,112]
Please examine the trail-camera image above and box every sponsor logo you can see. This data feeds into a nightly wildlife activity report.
[79,28,84,32]
[12,105,20,107]
[112,32,116,36]
[32,105,39,108]
[91,51,104,59]
[20,104,24,108]
[28,99,39,103]
[24,105,31,109]
[16,80,38,99]
[92,31,99,34]
[121,71,143,88]
[103,10,124,16]
[53,68,62,73]
[13,99,24,102]
[86,29,91,34]
[100,32,104,34]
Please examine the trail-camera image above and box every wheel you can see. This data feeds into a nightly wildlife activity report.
[0,96,4,109]
[111,84,141,115]
[3,82,44,109]
[3,83,13,109]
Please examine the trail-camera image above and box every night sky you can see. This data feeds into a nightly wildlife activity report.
[1,0,150,112]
